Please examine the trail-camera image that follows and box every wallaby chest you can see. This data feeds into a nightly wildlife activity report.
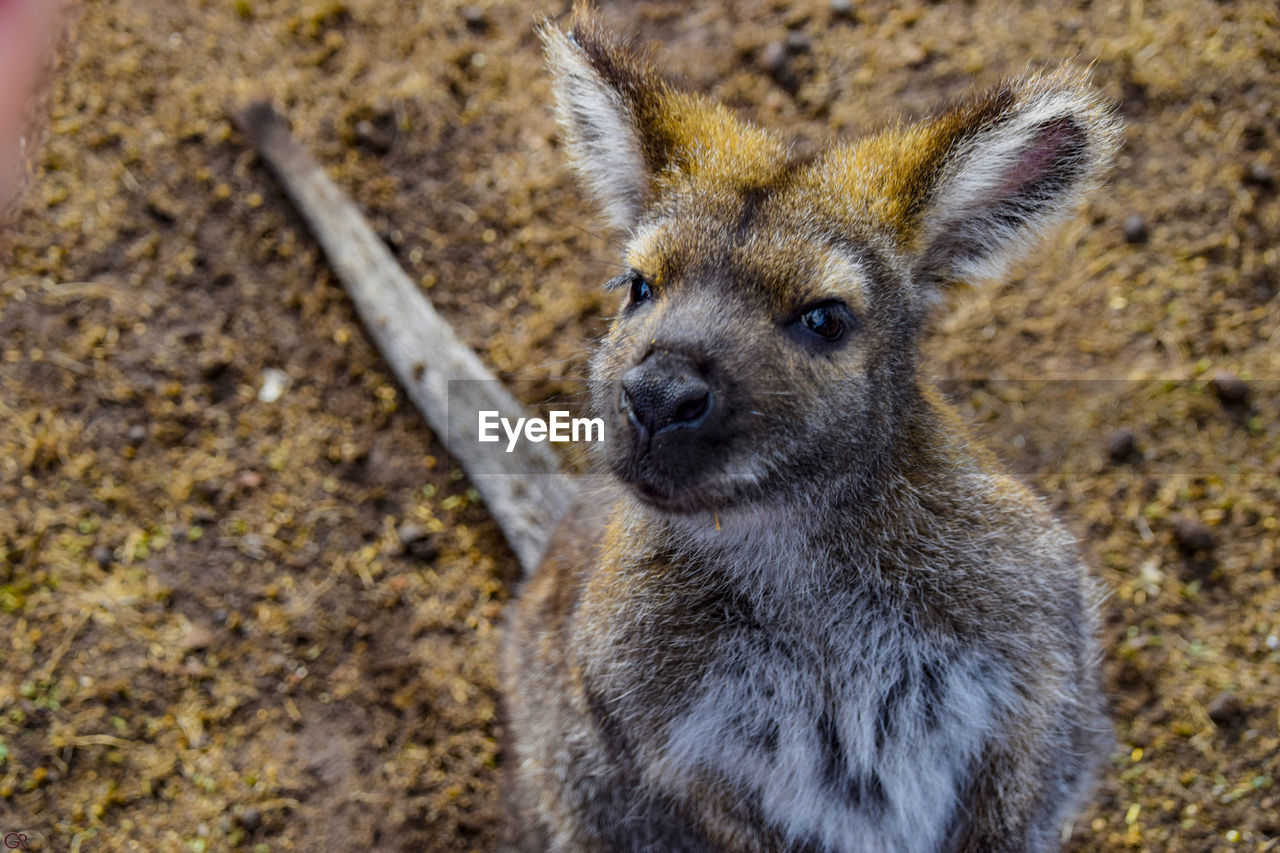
[569,536,1011,853]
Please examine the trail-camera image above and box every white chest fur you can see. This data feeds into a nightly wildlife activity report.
[646,611,1013,852]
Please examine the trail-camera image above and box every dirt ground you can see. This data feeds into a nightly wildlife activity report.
[1,0,1277,850]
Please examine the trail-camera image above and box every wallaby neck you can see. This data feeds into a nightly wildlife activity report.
[599,380,979,602]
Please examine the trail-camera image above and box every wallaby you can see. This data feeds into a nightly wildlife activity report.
[500,7,1120,853]
[237,5,1119,851]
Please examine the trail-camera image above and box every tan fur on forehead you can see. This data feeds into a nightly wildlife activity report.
[625,208,869,313]
[729,233,871,311]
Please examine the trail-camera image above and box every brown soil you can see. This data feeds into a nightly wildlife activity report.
[1,1,1277,851]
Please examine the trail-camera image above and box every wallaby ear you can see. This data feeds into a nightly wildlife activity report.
[540,9,651,231]
[904,67,1121,289]
[540,5,784,232]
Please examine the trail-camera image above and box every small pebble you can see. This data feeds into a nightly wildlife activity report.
[1266,635,1279,651]
[461,6,490,32]
[1122,213,1148,244]
[1172,517,1215,554]
[829,0,854,18]
[353,119,393,154]
[898,42,927,66]
[1207,692,1246,728]
[370,97,396,123]
[237,807,261,831]
[397,522,439,560]
[760,40,788,72]
[126,424,147,445]
[760,41,799,93]
[258,368,290,404]
[181,625,214,652]
[1105,427,1140,464]
[785,31,811,54]
[93,545,115,568]
[411,539,440,561]
[1244,161,1274,188]
[236,470,263,490]
[145,192,179,224]
[1249,267,1277,303]
[398,522,429,546]
[1209,371,1250,406]
[240,534,267,559]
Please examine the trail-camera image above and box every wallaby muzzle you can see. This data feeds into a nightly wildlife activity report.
[619,350,714,439]
[607,345,732,508]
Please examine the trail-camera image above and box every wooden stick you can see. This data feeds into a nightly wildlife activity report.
[232,101,573,574]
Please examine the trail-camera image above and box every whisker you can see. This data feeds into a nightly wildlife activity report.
[507,374,592,384]
[568,257,630,275]
[503,355,586,371]
[545,210,628,253]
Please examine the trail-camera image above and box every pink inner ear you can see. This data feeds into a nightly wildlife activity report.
[996,116,1086,199]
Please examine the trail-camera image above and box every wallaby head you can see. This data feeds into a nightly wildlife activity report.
[543,7,1120,515]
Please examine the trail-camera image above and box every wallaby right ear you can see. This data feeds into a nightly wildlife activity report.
[905,69,1122,290]
[540,6,782,232]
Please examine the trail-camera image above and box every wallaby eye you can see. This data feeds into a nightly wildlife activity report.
[629,274,655,305]
[603,269,657,308]
[793,301,851,344]
[802,306,842,340]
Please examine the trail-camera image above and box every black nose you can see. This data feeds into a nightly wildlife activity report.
[620,352,712,438]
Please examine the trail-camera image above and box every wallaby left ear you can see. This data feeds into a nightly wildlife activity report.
[909,67,1122,288]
